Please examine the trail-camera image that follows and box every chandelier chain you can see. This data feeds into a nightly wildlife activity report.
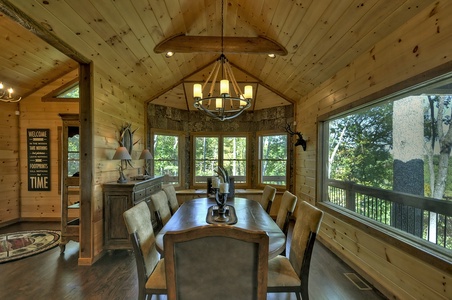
[221,0,224,54]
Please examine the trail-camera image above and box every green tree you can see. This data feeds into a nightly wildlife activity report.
[154,134,179,179]
[260,135,287,185]
[329,103,393,188]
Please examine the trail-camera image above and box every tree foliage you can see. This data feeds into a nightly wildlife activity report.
[260,135,287,185]
[424,95,452,199]
[329,103,393,188]
[154,134,179,177]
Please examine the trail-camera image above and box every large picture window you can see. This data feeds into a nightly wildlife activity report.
[152,131,181,186]
[193,134,248,186]
[258,133,288,187]
[321,75,452,255]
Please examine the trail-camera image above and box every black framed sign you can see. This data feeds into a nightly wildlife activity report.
[27,129,51,191]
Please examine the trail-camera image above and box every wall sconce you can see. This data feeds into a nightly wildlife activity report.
[139,149,153,176]
[112,146,132,183]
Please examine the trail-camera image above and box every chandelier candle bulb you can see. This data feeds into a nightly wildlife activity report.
[220,79,229,95]
[193,84,202,98]
[244,85,253,99]
[0,82,21,102]
[216,98,222,109]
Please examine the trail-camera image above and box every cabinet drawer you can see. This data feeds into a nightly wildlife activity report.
[134,189,146,202]
[146,184,161,196]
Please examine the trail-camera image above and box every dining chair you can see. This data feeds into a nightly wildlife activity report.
[123,201,166,300]
[259,185,277,214]
[267,201,324,300]
[162,184,179,215]
[164,225,269,300]
[275,191,298,236]
[150,190,172,231]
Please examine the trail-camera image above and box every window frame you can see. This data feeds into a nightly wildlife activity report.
[191,132,250,189]
[150,129,184,188]
[256,130,289,189]
[316,71,452,270]
[42,78,79,102]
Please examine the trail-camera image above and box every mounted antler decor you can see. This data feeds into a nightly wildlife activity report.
[284,123,307,151]
[118,123,140,168]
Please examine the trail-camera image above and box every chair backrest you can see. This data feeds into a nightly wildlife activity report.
[260,185,277,213]
[164,225,269,300]
[123,202,161,296]
[275,191,298,234]
[289,201,324,282]
[150,190,172,229]
[162,185,179,215]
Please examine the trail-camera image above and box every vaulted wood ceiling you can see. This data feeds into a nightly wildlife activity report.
[0,0,436,110]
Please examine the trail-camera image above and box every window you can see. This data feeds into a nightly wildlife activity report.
[42,78,79,102]
[67,127,80,177]
[320,74,452,255]
[193,134,248,186]
[152,131,181,186]
[57,84,79,98]
[258,133,288,187]
[223,136,247,183]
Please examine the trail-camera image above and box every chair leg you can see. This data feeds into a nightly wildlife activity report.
[296,292,302,300]
[301,289,308,300]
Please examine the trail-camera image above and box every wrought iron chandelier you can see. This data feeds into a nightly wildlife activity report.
[193,0,253,121]
[0,82,21,103]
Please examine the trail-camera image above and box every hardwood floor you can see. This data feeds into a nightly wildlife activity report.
[0,222,387,300]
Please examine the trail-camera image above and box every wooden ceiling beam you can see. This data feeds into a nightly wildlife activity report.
[0,0,90,64]
[154,34,287,56]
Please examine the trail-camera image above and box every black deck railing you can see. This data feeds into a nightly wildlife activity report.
[327,179,452,251]
[195,175,286,185]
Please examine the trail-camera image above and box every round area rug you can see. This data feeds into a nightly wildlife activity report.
[0,230,61,263]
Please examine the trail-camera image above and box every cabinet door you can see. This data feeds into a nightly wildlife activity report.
[105,195,129,242]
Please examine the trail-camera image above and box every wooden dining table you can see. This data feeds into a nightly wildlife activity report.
[155,197,286,259]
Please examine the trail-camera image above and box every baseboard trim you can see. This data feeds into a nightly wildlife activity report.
[0,218,21,228]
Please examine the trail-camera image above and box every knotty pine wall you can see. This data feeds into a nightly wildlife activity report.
[0,103,20,224]
[297,1,451,299]
[18,69,79,221]
[0,64,146,263]
[92,66,146,259]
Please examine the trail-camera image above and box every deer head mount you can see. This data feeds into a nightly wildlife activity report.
[284,123,307,151]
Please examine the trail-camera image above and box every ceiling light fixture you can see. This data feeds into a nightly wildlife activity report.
[165,51,174,58]
[0,82,21,103]
[193,0,252,121]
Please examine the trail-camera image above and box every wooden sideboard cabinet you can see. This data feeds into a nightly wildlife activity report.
[103,176,163,250]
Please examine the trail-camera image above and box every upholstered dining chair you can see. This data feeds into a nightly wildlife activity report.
[123,201,166,300]
[275,191,298,255]
[275,191,298,236]
[164,225,269,300]
[259,185,277,214]
[162,185,179,215]
[150,190,172,231]
[267,201,324,300]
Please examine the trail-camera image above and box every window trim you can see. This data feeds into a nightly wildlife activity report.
[150,129,184,188]
[316,70,452,273]
[191,132,250,189]
[256,130,289,190]
[42,78,79,102]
